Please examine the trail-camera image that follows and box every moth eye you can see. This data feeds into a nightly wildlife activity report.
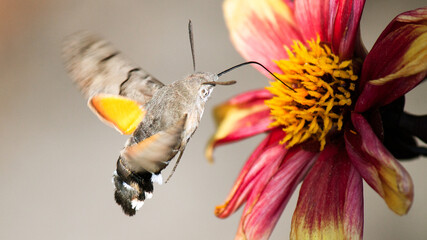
[199,87,212,101]
[200,88,208,97]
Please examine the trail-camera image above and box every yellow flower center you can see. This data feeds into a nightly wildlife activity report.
[265,37,358,150]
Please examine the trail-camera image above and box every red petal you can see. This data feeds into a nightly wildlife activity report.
[291,144,364,239]
[355,8,427,112]
[294,0,365,59]
[206,89,273,162]
[236,146,317,240]
[215,129,287,218]
[345,113,414,215]
[223,0,303,76]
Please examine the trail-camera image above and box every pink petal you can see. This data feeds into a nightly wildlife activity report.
[206,89,274,162]
[282,0,295,11]
[344,164,364,239]
[227,88,273,106]
[215,129,287,218]
[236,146,317,240]
[345,113,414,215]
[290,144,364,240]
[223,0,303,76]
[355,8,427,112]
[294,0,366,59]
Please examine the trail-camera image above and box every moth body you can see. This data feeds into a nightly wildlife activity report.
[115,72,217,215]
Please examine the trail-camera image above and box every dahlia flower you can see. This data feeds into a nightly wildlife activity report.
[206,0,427,239]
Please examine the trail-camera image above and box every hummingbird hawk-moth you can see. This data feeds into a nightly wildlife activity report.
[62,22,291,216]
[62,24,240,216]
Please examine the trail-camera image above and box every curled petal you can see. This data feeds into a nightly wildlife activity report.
[354,27,368,60]
[356,8,427,112]
[206,89,273,162]
[215,129,286,219]
[294,0,365,59]
[291,144,364,240]
[345,113,413,215]
[237,146,317,240]
[377,7,427,48]
[223,0,303,76]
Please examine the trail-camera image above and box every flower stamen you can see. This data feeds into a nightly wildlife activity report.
[265,36,358,150]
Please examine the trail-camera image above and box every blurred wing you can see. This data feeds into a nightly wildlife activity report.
[62,31,164,101]
[122,115,187,174]
[62,31,164,132]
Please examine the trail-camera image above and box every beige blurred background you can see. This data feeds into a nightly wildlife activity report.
[0,0,426,239]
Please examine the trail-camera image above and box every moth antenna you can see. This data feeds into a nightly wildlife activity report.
[188,20,196,72]
[217,61,295,92]
[165,150,185,184]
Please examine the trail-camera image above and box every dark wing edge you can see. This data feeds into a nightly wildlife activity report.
[61,31,164,104]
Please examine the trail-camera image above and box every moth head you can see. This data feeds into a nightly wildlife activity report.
[198,85,213,102]
[112,170,154,216]
[195,73,236,102]
[198,74,216,102]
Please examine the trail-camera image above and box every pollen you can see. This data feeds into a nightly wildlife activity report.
[265,36,358,150]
